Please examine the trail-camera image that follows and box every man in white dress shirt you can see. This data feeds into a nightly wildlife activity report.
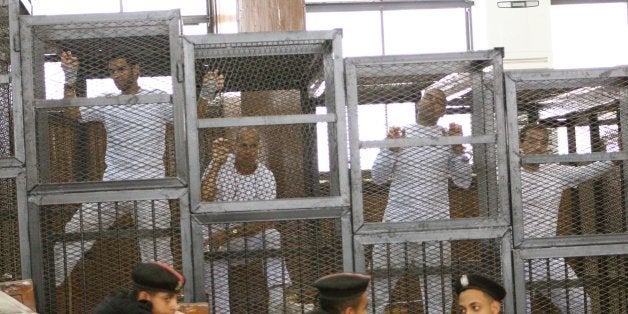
[371,89,472,313]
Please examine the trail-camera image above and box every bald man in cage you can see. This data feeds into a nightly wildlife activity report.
[53,51,224,287]
[200,127,291,314]
[370,88,472,313]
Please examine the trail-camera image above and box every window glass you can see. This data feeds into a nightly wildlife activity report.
[122,0,206,15]
[306,11,383,57]
[32,0,120,14]
[383,9,467,55]
[184,24,209,35]
[215,0,238,34]
[551,3,628,68]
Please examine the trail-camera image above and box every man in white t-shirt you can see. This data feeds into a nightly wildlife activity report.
[201,127,291,314]
[370,89,472,313]
[53,51,224,287]
[519,124,614,313]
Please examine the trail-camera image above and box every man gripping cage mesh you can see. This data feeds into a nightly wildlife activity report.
[201,127,292,314]
[53,50,224,288]
[370,88,472,313]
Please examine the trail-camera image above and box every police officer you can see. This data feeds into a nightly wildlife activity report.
[454,274,506,314]
[94,261,185,314]
[309,272,371,314]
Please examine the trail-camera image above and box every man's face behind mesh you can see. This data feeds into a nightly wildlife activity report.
[108,58,138,93]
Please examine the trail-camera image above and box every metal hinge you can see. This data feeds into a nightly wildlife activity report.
[177,62,184,83]
[13,34,20,52]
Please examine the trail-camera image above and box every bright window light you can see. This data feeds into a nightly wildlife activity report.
[552,3,628,69]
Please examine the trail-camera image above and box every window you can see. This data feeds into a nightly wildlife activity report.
[551,3,628,69]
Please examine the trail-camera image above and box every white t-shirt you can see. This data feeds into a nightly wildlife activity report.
[80,88,173,181]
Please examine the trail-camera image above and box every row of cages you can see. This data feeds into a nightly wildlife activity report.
[0,3,626,313]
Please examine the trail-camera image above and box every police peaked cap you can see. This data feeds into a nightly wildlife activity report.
[454,273,506,301]
[132,261,185,293]
[313,272,371,300]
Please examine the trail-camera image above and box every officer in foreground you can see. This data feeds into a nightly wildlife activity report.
[309,272,371,314]
[454,273,506,314]
[94,261,185,314]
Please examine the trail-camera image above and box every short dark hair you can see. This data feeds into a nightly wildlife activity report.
[93,290,152,314]
[109,51,140,67]
[320,295,363,314]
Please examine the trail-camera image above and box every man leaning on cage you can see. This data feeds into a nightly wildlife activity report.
[200,127,292,314]
[519,124,618,313]
[370,88,472,313]
[52,51,222,287]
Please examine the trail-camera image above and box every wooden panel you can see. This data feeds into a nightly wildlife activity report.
[0,279,36,312]
[238,0,305,32]
[179,302,210,314]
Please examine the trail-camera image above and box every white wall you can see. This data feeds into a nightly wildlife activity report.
[475,0,553,70]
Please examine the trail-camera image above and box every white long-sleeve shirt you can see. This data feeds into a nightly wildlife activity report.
[372,124,472,222]
[521,161,613,238]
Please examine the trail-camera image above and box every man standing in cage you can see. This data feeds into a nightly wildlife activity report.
[370,88,472,313]
[519,124,616,313]
[53,50,223,287]
[201,127,291,314]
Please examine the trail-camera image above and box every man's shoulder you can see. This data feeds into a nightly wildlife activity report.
[306,309,328,314]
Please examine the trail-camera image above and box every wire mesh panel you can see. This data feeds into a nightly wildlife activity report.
[506,68,628,242]
[0,81,12,158]
[346,50,506,226]
[201,218,344,314]
[0,177,21,282]
[0,3,12,158]
[20,11,183,184]
[519,252,627,314]
[39,199,182,313]
[184,30,348,210]
[360,238,503,314]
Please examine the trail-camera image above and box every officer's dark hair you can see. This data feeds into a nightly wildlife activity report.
[319,295,363,314]
[93,289,152,314]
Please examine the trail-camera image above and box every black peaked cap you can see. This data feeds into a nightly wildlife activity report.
[454,273,506,301]
[313,272,371,300]
[132,261,185,293]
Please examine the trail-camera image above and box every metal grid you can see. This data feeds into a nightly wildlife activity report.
[0,3,12,158]
[346,50,507,227]
[0,177,20,282]
[183,30,351,310]
[20,11,183,185]
[516,249,627,314]
[361,238,504,314]
[0,82,11,157]
[506,68,628,243]
[184,30,349,212]
[201,218,344,314]
[39,199,182,313]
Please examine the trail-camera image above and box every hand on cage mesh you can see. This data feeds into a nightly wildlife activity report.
[211,137,230,166]
[447,122,465,155]
[387,126,406,153]
[205,230,228,251]
[200,69,225,101]
[60,51,79,85]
